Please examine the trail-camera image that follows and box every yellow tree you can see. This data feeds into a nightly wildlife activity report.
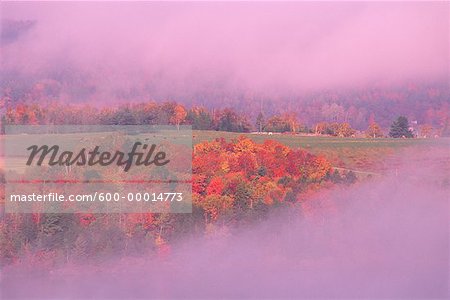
[200,194,234,222]
[419,124,433,138]
[337,122,355,137]
[366,122,383,138]
[315,122,329,135]
[170,104,187,130]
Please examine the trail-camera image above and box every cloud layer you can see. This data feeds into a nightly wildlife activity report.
[1,2,449,100]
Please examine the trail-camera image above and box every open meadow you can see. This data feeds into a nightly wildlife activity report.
[3,131,449,178]
[194,131,450,175]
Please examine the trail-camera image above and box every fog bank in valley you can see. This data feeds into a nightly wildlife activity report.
[2,148,449,299]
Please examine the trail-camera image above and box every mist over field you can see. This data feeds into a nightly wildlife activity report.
[1,1,449,101]
[2,148,449,299]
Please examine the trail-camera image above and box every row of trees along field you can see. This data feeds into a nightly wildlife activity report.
[3,101,448,137]
[0,137,358,266]
[2,77,449,131]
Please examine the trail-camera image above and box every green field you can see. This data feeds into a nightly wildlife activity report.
[2,130,449,176]
[193,130,450,174]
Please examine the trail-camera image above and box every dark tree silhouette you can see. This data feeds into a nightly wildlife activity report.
[389,116,413,138]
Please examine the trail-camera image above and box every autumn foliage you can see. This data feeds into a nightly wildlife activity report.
[0,136,339,266]
[193,136,332,221]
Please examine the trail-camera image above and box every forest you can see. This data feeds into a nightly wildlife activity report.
[0,134,360,266]
[2,89,450,138]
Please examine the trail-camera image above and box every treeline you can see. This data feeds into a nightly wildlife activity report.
[2,77,449,133]
[3,102,252,133]
[3,100,449,137]
[3,101,299,133]
[2,101,337,134]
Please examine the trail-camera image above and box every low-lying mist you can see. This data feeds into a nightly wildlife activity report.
[1,148,448,299]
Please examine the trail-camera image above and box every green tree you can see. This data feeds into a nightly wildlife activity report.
[112,106,137,125]
[215,108,250,132]
[256,112,265,132]
[186,107,212,130]
[389,116,413,138]
[344,170,357,184]
[234,181,253,210]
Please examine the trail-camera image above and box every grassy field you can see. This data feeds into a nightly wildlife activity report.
[193,130,450,174]
[2,130,448,175]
